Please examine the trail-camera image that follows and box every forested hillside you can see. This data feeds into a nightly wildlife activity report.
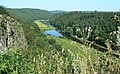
[50,11,120,49]
[8,8,54,21]
[0,6,9,15]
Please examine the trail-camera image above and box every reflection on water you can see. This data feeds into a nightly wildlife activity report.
[44,30,63,37]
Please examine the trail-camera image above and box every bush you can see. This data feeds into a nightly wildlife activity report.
[0,49,36,74]
[53,43,62,52]
[36,41,48,48]
[47,38,56,45]
[0,6,9,15]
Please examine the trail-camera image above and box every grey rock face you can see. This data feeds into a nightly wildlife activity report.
[0,14,28,51]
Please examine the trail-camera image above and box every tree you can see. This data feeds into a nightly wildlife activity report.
[47,38,56,45]
[65,27,73,36]
[0,6,9,15]
[50,11,120,48]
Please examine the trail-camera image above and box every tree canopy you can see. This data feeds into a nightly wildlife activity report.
[0,6,9,15]
[50,11,120,48]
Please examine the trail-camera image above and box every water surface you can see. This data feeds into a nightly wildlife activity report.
[44,30,63,37]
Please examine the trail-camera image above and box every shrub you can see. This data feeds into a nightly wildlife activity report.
[0,6,9,15]
[0,49,36,74]
[53,43,62,52]
[47,38,56,45]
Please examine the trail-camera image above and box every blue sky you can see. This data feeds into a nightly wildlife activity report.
[0,0,120,11]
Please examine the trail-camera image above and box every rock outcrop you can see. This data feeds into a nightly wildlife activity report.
[0,14,28,51]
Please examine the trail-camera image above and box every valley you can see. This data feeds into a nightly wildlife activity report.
[34,20,84,54]
[0,6,120,74]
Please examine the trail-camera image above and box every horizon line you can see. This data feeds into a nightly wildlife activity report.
[8,7,120,12]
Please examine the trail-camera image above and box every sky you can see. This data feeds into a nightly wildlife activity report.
[0,0,120,11]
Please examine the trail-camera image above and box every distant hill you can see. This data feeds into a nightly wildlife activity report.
[49,10,107,13]
[8,8,55,21]
[49,10,65,13]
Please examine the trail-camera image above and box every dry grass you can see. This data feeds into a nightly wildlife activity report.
[34,20,55,30]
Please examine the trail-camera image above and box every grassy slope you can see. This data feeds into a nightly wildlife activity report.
[47,35,82,53]
[46,35,103,62]
[34,20,55,30]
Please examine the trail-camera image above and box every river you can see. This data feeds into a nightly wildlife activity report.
[44,30,63,37]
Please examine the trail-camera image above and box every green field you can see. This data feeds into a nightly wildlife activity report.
[47,35,82,53]
[34,20,55,31]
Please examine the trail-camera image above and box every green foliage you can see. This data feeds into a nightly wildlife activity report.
[24,46,82,74]
[0,47,119,74]
[36,40,49,49]
[65,27,73,36]
[46,38,56,45]
[8,8,54,21]
[50,12,120,48]
[53,43,62,51]
[0,6,9,15]
[0,49,36,74]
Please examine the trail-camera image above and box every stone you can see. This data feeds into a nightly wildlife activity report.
[0,42,2,46]
[0,14,3,18]
[0,14,28,51]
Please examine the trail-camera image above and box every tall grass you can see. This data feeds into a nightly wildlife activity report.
[0,45,120,74]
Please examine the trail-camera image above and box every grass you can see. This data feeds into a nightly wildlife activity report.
[46,35,83,53]
[46,35,103,61]
[34,20,55,31]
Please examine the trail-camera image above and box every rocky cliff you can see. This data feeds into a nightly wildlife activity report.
[0,14,28,51]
